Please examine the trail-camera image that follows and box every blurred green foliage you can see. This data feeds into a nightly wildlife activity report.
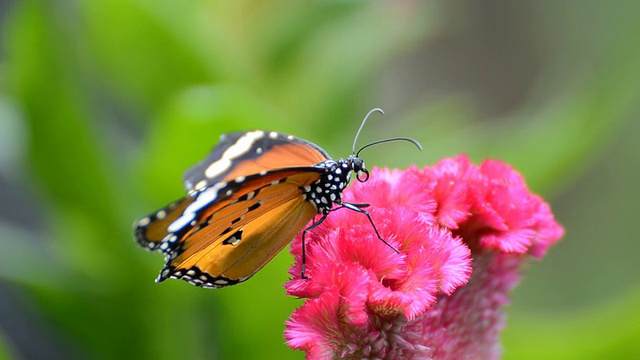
[0,1,638,359]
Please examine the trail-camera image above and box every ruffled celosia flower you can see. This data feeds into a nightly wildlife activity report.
[284,155,564,359]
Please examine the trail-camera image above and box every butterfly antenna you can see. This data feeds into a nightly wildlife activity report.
[356,137,422,157]
[352,108,384,154]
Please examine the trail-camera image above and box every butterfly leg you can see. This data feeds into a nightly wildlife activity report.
[340,202,400,254]
[300,214,328,279]
[331,202,370,211]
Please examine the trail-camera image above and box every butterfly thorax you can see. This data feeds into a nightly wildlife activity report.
[303,155,367,215]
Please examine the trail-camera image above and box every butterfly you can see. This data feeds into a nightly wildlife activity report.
[134,108,421,288]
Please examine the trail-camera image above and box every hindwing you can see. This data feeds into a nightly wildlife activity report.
[157,170,324,287]
[135,167,322,253]
[134,198,194,252]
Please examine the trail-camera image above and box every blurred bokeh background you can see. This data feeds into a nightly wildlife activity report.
[1,1,639,359]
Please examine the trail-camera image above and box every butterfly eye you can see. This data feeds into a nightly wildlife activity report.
[356,168,369,182]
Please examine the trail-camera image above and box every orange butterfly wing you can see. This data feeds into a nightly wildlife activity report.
[160,172,321,287]
[134,198,195,252]
[182,131,329,193]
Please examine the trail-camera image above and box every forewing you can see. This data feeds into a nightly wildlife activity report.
[182,131,330,193]
[162,198,317,288]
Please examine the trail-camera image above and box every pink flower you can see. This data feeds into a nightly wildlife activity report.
[284,156,564,359]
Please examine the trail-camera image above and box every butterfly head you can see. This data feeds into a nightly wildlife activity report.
[346,154,369,182]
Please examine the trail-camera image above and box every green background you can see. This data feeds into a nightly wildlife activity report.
[0,1,638,359]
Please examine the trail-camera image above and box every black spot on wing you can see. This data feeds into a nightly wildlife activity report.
[222,229,243,246]
[248,202,261,212]
[238,188,259,202]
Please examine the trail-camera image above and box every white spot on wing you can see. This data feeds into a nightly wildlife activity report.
[167,182,225,233]
[167,213,195,233]
[205,159,232,179]
[205,131,264,179]
[195,180,208,191]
